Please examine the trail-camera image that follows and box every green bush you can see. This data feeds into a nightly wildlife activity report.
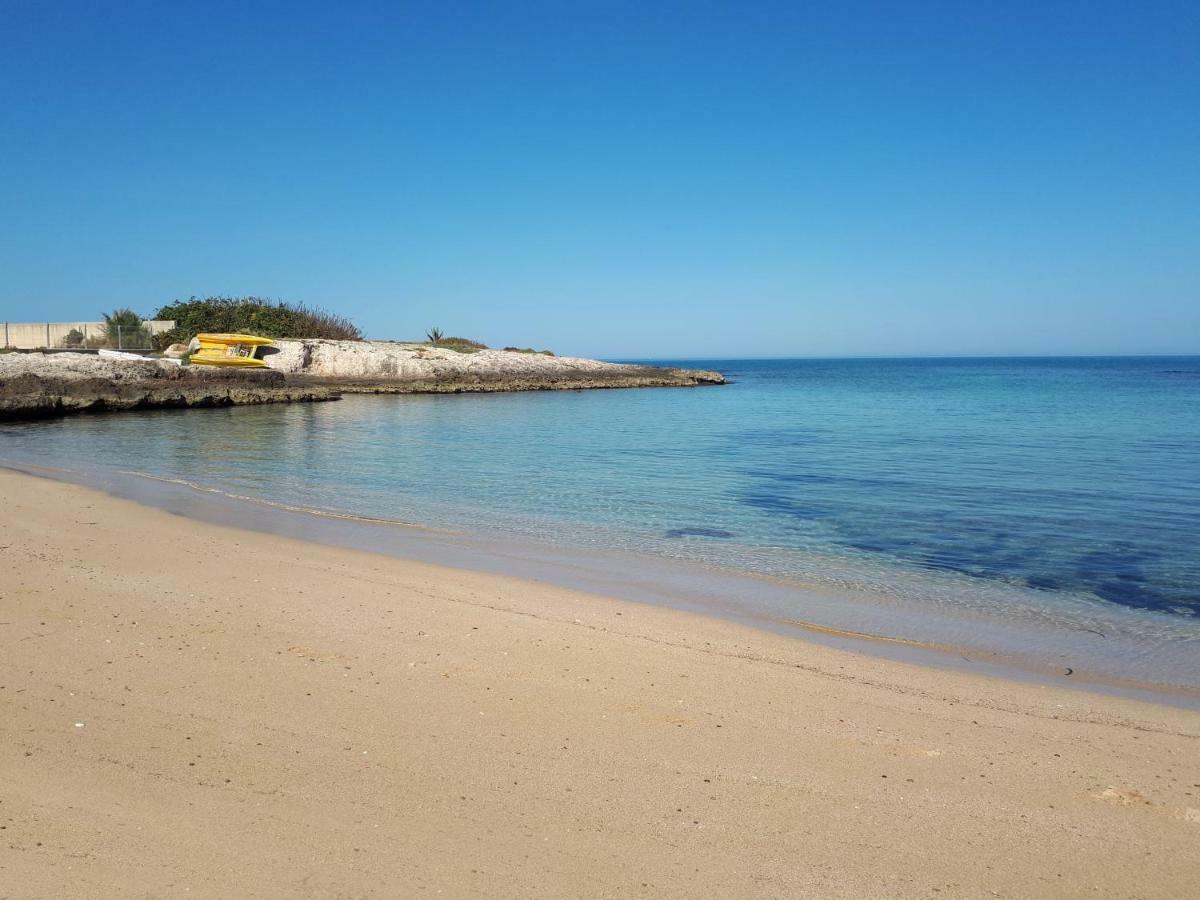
[151,297,362,349]
[502,346,555,356]
[61,328,85,348]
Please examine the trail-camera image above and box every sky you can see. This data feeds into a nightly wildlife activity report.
[1,1,1197,358]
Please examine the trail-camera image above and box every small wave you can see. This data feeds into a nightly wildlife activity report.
[117,470,445,531]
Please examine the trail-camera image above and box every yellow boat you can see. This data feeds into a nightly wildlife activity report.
[189,333,273,368]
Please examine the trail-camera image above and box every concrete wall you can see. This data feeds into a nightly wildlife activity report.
[2,320,176,350]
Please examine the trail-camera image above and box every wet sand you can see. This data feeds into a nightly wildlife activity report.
[1,468,1198,897]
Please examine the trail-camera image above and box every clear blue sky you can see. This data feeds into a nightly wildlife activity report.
[2,1,1197,358]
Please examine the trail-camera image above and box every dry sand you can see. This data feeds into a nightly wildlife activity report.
[1,468,1198,898]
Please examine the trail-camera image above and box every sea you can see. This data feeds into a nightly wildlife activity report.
[4,356,1199,698]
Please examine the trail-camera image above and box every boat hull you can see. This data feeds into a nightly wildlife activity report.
[190,333,273,368]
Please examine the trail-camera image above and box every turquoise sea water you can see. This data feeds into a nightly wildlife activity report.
[3,357,1199,688]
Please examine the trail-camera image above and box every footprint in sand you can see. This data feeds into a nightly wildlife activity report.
[1095,787,1149,806]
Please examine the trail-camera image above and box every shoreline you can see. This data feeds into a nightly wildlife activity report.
[2,466,1198,896]
[6,456,1199,710]
[0,348,725,421]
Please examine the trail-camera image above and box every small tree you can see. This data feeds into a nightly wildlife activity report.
[61,328,85,348]
[102,308,149,348]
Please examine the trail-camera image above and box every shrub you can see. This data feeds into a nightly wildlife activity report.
[502,346,555,356]
[61,328,85,348]
[438,336,488,352]
[151,297,362,349]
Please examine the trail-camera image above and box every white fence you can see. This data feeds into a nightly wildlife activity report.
[2,320,176,350]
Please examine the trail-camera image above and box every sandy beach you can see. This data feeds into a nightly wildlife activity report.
[1,467,1198,898]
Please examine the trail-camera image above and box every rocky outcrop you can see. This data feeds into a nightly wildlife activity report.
[265,340,726,391]
[0,352,338,421]
[0,342,725,421]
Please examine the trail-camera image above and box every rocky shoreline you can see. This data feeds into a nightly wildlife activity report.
[0,353,337,421]
[0,343,725,420]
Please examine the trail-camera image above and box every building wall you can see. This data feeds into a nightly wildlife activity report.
[2,320,176,349]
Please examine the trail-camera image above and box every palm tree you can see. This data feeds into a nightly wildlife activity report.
[102,308,148,348]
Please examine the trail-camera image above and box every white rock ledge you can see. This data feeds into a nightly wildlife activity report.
[265,340,725,389]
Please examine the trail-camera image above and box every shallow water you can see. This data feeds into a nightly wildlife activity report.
[3,356,1199,689]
